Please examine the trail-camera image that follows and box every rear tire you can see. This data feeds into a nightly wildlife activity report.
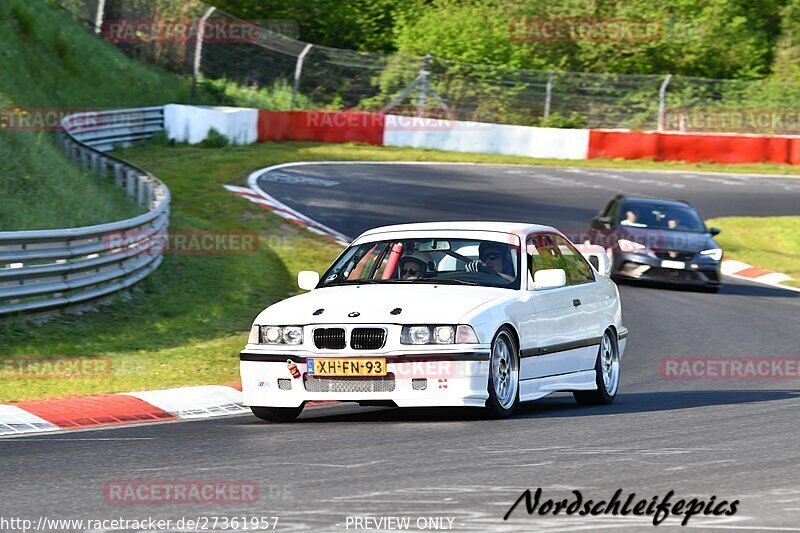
[574,330,619,406]
[250,405,303,422]
[485,328,520,418]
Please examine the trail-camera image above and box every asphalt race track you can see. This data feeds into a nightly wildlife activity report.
[2,164,800,532]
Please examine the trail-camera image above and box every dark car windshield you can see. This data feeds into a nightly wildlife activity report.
[319,238,521,289]
[618,203,707,233]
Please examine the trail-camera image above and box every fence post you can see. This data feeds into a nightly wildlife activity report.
[291,43,314,111]
[658,74,672,131]
[192,6,217,97]
[94,0,106,35]
[544,71,554,120]
[416,55,433,117]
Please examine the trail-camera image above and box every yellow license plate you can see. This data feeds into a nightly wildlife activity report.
[307,358,386,377]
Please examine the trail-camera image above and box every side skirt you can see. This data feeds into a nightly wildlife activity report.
[519,370,597,402]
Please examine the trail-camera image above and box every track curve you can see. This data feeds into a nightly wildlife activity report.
[2,163,799,531]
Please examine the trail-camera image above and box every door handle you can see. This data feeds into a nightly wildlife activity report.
[573,299,581,307]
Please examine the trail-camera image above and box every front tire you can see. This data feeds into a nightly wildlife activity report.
[574,330,619,405]
[485,328,520,418]
[250,405,303,422]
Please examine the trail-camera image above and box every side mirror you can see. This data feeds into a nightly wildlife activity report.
[298,271,320,291]
[532,269,567,290]
[575,243,611,276]
[709,227,721,236]
[596,216,612,229]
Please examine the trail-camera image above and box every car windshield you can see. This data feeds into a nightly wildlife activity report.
[319,238,521,289]
[618,203,706,232]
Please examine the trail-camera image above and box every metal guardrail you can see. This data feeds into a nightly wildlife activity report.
[0,107,170,316]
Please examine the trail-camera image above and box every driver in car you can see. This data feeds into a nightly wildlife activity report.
[465,242,515,282]
[398,256,426,280]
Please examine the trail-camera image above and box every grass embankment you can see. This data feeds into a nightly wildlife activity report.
[2,140,800,402]
[707,217,800,288]
[0,0,196,230]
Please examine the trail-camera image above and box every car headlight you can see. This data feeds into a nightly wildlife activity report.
[401,325,479,345]
[404,325,431,345]
[259,325,304,345]
[282,326,303,345]
[700,248,723,261]
[617,239,648,253]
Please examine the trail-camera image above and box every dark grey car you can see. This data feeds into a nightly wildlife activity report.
[589,195,722,291]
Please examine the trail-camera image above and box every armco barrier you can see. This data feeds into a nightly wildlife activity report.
[0,107,170,316]
[257,110,385,145]
[588,130,800,165]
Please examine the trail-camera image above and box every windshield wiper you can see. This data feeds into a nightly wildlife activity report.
[324,279,384,287]
[416,278,480,286]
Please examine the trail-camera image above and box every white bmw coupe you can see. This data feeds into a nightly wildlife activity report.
[240,222,627,422]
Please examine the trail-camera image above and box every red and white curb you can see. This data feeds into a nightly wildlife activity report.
[225,176,349,246]
[722,259,796,291]
[0,385,248,437]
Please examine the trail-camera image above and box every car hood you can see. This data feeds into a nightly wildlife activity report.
[254,284,513,325]
[618,227,717,252]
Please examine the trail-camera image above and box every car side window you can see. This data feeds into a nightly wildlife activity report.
[526,234,564,279]
[606,198,620,222]
[550,234,595,285]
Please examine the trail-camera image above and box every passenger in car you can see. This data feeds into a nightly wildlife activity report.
[398,256,426,280]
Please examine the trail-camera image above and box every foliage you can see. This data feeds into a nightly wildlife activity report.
[539,112,588,129]
[207,0,399,52]
[393,0,783,79]
[202,78,316,110]
[200,127,229,148]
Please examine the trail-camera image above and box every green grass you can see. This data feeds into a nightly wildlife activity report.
[0,0,197,230]
[706,217,800,288]
[3,140,800,402]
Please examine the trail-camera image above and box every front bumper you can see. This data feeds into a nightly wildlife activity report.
[240,351,491,408]
[612,251,721,287]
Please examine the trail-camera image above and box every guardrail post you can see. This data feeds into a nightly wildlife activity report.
[125,169,137,198]
[113,163,124,187]
[90,153,99,176]
[145,181,155,209]
[137,175,148,206]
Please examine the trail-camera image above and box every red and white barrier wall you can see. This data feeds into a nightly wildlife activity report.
[164,104,258,145]
[164,104,800,165]
[383,116,591,160]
